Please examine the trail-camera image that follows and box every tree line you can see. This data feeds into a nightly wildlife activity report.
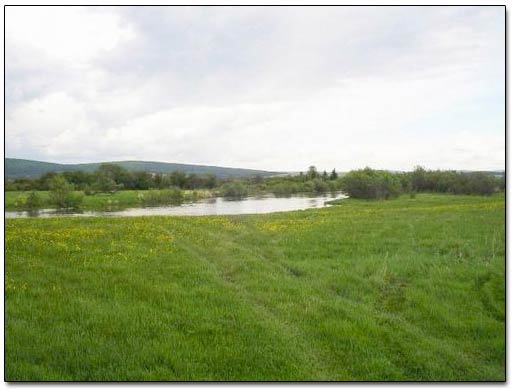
[6,164,343,197]
[6,164,504,209]
[341,166,504,200]
[6,163,219,192]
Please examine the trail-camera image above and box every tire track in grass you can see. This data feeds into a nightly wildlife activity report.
[169,221,339,380]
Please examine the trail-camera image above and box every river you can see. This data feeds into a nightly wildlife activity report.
[5,192,347,218]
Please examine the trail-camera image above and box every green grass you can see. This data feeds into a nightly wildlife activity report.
[5,193,505,381]
[5,189,214,211]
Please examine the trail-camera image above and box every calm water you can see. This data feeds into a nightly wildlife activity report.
[5,192,347,219]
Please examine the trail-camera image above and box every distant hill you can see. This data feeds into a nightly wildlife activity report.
[5,158,282,179]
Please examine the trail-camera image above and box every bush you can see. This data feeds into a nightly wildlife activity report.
[93,174,120,193]
[220,180,248,198]
[65,192,84,208]
[327,180,340,192]
[451,172,497,196]
[24,191,42,209]
[270,182,299,197]
[84,185,94,196]
[48,175,83,208]
[341,168,401,200]
[142,189,183,206]
[302,181,315,193]
[408,167,499,196]
[498,175,505,191]
[312,179,329,193]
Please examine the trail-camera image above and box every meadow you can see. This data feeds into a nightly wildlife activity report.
[5,193,505,381]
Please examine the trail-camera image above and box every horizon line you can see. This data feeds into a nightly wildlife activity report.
[4,156,505,174]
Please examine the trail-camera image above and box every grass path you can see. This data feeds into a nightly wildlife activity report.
[5,193,505,381]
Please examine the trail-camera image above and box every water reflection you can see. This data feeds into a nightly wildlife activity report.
[6,192,347,219]
[26,209,41,218]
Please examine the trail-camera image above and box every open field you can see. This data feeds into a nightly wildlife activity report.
[5,193,505,381]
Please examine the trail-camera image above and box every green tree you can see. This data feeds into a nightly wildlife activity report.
[169,171,187,188]
[132,172,153,190]
[220,180,248,198]
[49,175,83,208]
[93,173,118,193]
[313,179,329,193]
[204,174,218,189]
[411,166,428,192]
[96,163,131,189]
[498,174,505,191]
[307,166,318,180]
[24,191,42,209]
[98,163,129,182]
[37,172,57,190]
[341,168,401,200]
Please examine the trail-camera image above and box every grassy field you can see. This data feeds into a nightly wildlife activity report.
[5,193,505,381]
[5,189,214,211]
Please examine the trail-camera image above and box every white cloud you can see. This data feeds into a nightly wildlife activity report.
[6,6,135,63]
[5,6,505,171]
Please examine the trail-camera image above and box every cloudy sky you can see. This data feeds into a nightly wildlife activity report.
[5,6,505,171]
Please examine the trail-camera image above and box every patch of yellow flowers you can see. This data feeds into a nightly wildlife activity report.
[256,216,322,233]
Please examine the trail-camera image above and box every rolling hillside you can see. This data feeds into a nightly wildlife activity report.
[5,158,281,179]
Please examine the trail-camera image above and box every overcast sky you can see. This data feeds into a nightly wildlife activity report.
[5,6,505,171]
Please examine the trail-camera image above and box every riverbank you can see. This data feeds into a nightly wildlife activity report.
[6,192,345,219]
[5,189,344,214]
[4,189,215,211]
[5,193,505,380]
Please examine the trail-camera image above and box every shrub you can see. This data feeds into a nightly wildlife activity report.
[48,175,83,208]
[270,182,299,197]
[65,192,84,208]
[498,175,505,191]
[407,167,499,196]
[341,168,402,200]
[312,179,329,193]
[24,191,42,209]
[220,180,248,198]
[326,180,339,193]
[93,174,119,193]
[84,185,94,196]
[451,172,497,196]
[143,189,183,206]
[302,181,315,193]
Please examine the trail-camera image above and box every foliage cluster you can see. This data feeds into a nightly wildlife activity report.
[6,163,504,204]
[341,168,401,199]
[141,188,184,206]
[219,180,249,198]
[48,175,83,208]
[407,166,501,195]
[340,167,503,199]
[6,163,219,193]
